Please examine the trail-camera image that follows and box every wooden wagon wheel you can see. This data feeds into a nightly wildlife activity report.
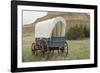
[39,39,49,60]
[31,43,42,55]
[31,43,37,55]
[64,41,68,57]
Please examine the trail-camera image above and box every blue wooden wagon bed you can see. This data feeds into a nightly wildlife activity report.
[36,37,66,48]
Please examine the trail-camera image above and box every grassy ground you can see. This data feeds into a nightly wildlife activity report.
[22,37,90,62]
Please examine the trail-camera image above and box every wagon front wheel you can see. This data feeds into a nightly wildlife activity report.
[64,41,68,57]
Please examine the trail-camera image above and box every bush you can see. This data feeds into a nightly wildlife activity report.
[83,25,90,37]
[66,25,89,40]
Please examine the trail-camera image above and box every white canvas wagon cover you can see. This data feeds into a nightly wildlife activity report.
[35,16,66,38]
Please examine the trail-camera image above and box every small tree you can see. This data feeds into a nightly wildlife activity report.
[66,24,89,40]
[83,25,90,37]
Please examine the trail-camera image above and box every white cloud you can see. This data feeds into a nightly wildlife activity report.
[23,10,47,25]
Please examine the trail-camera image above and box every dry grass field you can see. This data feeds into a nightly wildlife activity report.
[22,32,90,62]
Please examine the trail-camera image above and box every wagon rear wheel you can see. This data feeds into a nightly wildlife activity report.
[31,43,37,55]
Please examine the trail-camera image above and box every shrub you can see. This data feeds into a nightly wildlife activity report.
[66,25,89,40]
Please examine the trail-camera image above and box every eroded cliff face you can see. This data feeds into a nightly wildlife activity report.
[33,12,90,25]
[23,12,90,37]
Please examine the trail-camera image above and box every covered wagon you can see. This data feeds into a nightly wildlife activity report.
[32,16,68,57]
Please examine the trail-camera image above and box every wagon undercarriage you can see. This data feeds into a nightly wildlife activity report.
[31,37,68,60]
